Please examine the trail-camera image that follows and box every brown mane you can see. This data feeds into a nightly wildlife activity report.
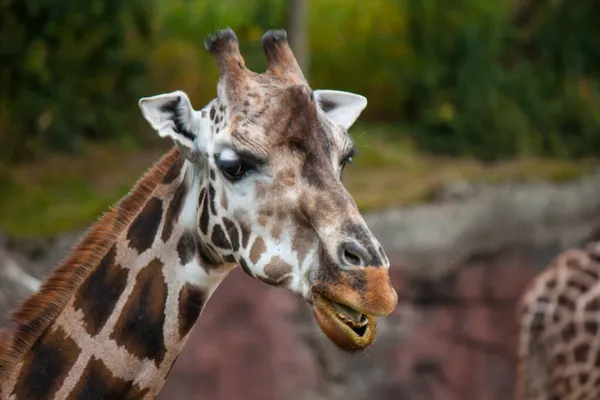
[0,147,181,380]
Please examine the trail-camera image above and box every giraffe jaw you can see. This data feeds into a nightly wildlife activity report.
[311,293,376,351]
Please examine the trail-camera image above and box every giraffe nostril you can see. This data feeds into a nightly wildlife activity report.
[343,249,361,266]
[339,242,366,268]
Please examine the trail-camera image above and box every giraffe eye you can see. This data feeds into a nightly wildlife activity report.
[341,156,353,169]
[340,147,356,172]
[216,150,254,182]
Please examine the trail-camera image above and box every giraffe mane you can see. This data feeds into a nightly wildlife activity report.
[0,147,182,380]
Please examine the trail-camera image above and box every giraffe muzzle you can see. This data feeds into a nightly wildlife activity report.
[309,265,398,351]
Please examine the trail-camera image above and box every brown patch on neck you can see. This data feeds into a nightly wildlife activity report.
[73,245,128,336]
[0,147,182,381]
[177,284,207,338]
[68,356,149,399]
[109,258,168,366]
[12,326,81,399]
[161,178,188,243]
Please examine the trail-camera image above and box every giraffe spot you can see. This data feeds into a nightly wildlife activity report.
[585,321,598,335]
[263,256,293,284]
[67,356,148,400]
[12,326,81,400]
[177,231,197,265]
[271,223,282,239]
[197,239,221,267]
[178,283,207,338]
[579,373,590,385]
[277,168,296,186]
[110,258,167,366]
[557,294,576,311]
[210,106,216,120]
[199,188,210,235]
[211,224,231,249]
[566,279,587,293]
[561,323,576,341]
[301,152,327,189]
[574,343,591,363]
[530,311,545,331]
[585,297,600,312]
[208,184,217,215]
[162,181,187,243]
[209,169,215,180]
[240,222,251,249]
[582,265,600,279]
[74,245,127,336]
[126,197,163,252]
[258,215,268,227]
[292,228,315,265]
[238,258,253,276]
[162,155,184,184]
[223,217,239,251]
[223,254,236,263]
[249,237,265,264]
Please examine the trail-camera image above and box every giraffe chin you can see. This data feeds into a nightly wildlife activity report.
[311,293,377,352]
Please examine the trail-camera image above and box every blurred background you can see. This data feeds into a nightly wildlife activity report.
[2,0,600,399]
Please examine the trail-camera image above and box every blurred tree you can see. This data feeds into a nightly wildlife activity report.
[3,0,600,163]
[0,0,153,161]
[288,0,309,76]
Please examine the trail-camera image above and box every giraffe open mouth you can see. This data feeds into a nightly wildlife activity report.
[311,293,376,351]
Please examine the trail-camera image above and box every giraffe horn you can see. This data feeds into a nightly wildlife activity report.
[205,28,249,86]
[261,29,306,84]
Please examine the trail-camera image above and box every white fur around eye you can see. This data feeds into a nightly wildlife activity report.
[218,148,239,162]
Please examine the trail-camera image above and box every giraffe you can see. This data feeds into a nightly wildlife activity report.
[0,28,398,399]
[517,240,600,399]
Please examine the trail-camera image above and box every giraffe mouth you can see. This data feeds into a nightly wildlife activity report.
[311,293,376,351]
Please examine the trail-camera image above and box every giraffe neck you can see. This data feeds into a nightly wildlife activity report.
[1,148,234,399]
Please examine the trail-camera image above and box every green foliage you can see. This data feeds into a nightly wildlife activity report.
[0,0,152,161]
[2,0,600,162]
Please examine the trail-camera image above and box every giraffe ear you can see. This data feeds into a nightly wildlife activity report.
[313,90,368,130]
[138,91,204,153]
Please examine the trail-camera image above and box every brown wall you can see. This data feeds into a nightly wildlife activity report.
[158,244,554,400]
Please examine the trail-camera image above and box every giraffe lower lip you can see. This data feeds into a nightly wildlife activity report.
[311,293,376,351]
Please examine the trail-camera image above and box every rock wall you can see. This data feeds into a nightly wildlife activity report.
[3,171,600,399]
[156,244,553,400]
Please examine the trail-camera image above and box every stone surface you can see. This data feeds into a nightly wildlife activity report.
[158,246,545,400]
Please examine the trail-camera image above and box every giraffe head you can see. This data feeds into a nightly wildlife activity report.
[138,28,397,351]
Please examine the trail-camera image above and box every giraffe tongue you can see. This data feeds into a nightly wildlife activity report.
[331,301,367,326]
